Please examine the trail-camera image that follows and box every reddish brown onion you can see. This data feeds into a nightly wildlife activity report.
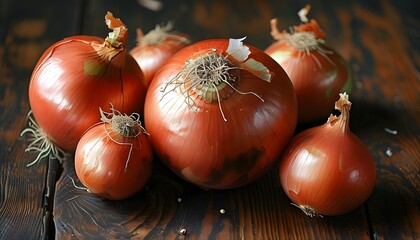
[144,38,297,189]
[279,93,376,216]
[265,7,353,123]
[75,107,153,200]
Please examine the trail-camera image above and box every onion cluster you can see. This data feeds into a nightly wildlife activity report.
[22,6,375,208]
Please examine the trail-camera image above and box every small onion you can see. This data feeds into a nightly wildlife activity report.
[279,93,376,216]
[24,12,147,163]
[265,5,353,123]
[75,107,153,200]
[130,23,190,87]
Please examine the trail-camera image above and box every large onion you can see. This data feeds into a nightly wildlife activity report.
[144,38,297,189]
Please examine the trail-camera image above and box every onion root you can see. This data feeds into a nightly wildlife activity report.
[160,50,263,121]
[98,105,148,171]
[21,111,70,167]
[291,203,324,218]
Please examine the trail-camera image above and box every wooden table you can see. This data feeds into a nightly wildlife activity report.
[1,0,419,239]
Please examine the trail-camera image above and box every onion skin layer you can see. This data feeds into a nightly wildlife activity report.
[75,122,153,200]
[279,95,376,216]
[144,39,297,189]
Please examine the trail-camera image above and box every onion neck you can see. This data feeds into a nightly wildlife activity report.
[270,18,325,54]
[287,31,322,52]
[270,6,326,53]
[92,12,127,62]
[136,24,170,46]
[136,23,190,46]
[327,93,352,133]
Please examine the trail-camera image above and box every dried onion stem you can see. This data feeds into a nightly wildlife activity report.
[136,22,189,46]
[269,18,334,69]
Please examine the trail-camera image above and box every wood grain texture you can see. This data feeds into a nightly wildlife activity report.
[0,0,418,239]
[54,159,372,239]
[0,0,82,239]
[344,1,420,239]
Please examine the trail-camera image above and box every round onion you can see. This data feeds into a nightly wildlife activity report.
[75,107,153,200]
[279,93,376,216]
[265,5,353,123]
[144,37,297,189]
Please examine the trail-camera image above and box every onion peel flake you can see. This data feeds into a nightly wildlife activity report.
[226,37,272,82]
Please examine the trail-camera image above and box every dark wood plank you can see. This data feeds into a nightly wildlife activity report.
[0,0,82,238]
[55,157,373,239]
[345,1,420,239]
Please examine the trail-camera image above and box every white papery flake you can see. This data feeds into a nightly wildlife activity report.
[226,37,250,62]
[226,37,272,82]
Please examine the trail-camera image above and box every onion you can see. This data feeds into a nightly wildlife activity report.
[24,12,147,164]
[144,37,297,189]
[279,93,376,216]
[265,5,353,123]
[75,107,153,200]
[129,23,190,87]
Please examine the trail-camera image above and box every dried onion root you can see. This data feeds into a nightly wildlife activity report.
[20,111,70,166]
[160,39,266,121]
[99,105,149,171]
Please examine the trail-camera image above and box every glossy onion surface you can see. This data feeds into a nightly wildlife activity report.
[279,94,376,216]
[144,39,297,189]
[265,17,353,123]
[266,42,352,123]
[75,122,153,200]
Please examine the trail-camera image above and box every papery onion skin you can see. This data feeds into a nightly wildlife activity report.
[28,13,147,151]
[265,18,353,123]
[144,38,297,189]
[130,24,190,87]
[279,93,376,216]
[75,115,153,200]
